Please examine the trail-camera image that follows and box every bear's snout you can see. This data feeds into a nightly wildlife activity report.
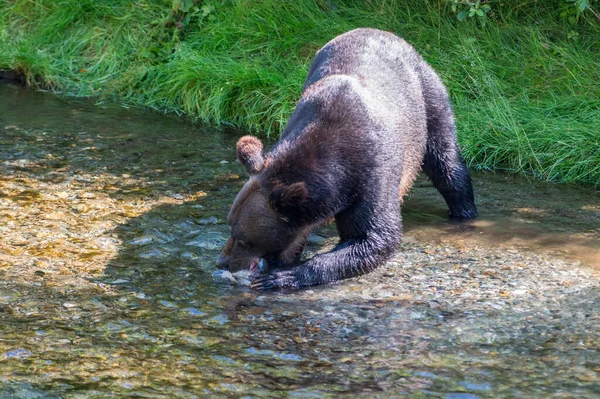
[215,253,230,270]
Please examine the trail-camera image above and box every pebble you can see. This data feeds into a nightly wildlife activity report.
[111,279,130,284]
[185,307,207,317]
[210,314,230,325]
[307,234,326,244]
[3,348,32,359]
[198,216,218,225]
[159,300,178,308]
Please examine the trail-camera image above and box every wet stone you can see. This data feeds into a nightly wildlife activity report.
[131,229,176,246]
[198,216,218,225]
[159,300,178,309]
[3,348,33,359]
[209,314,230,325]
[0,382,61,399]
[184,307,206,317]
[185,231,227,250]
[307,234,326,245]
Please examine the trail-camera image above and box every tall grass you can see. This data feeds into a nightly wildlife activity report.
[1,0,598,185]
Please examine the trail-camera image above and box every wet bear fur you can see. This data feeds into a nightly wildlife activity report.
[216,28,477,290]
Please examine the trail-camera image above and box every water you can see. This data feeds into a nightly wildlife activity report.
[0,83,599,398]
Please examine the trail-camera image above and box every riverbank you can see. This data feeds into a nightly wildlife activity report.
[1,0,599,185]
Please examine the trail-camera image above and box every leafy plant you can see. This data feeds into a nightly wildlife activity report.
[569,0,592,16]
[564,0,600,22]
[558,0,599,41]
[170,0,216,31]
[450,0,599,25]
[450,0,492,24]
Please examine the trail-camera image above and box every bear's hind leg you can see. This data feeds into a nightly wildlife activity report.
[422,146,477,219]
[421,99,477,219]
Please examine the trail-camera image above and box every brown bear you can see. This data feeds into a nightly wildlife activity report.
[216,28,477,290]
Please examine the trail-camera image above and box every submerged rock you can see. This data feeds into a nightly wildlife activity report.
[3,348,32,359]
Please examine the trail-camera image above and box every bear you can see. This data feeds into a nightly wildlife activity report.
[216,28,477,290]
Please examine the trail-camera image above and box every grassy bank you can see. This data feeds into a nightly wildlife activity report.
[1,0,599,185]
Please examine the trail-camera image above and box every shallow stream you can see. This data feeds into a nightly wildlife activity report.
[1,84,598,398]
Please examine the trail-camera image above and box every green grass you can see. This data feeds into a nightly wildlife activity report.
[1,0,599,185]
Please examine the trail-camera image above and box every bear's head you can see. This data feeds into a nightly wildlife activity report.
[215,136,311,273]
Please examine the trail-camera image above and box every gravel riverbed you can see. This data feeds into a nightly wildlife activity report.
[1,83,599,398]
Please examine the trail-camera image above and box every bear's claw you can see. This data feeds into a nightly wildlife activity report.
[251,269,300,291]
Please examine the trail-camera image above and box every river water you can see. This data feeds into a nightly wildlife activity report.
[1,83,598,398]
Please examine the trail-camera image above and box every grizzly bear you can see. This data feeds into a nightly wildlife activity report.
[216,28,477,290]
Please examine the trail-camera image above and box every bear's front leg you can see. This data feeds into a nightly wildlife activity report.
[251,235,399,290]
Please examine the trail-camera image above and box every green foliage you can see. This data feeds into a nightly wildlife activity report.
[569,0,592,15]
[0,0,599,185]
[450,0,492,24]
[449,0,599,27]
[170,0,216,31]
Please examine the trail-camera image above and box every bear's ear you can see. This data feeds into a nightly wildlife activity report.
[269,182,309,215]
[237,135,264,175]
